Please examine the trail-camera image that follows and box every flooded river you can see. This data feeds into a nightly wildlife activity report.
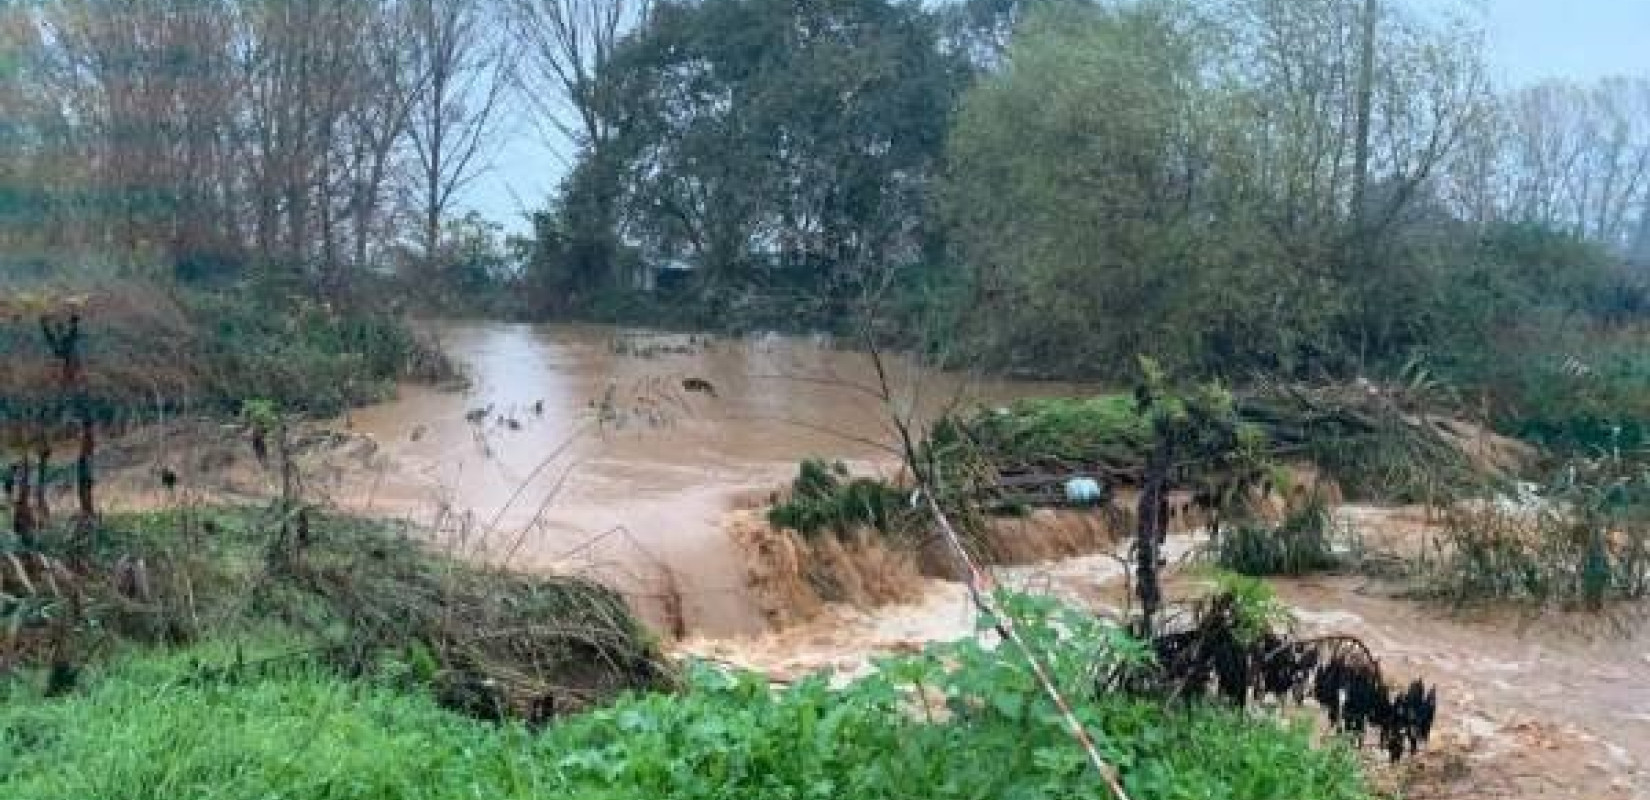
[92,322,1650,796]
[347,323,1079,636]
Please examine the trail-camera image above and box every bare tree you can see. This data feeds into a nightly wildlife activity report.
[405,0,510,269]
[507,0,648,154]
[1462,77,1650,252]
[1212,0,1489,242]
[344,2,428,274]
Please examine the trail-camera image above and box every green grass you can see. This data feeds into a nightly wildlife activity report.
[934,395,1151,467]
[0,594,1373,800]
[5,506,667,722]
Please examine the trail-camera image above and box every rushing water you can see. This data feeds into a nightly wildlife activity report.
[348,323,1081,636]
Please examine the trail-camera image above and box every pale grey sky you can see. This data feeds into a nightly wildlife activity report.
[465,0,1650,232]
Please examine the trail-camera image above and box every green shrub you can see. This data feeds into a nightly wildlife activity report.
[768,459,911,538]
[184,289,454,417]
[1216,493,1340,577]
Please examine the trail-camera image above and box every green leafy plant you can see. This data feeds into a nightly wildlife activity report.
[1217,491,1340,577]
[0,591,1374,800]
[768,459,911,538]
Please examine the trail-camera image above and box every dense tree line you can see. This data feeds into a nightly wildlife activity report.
[514,0,1646,346]
[937,0,1648,382]
[3,0,1647,398]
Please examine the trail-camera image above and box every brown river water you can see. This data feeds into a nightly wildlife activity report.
[91,321,1650,797]
[343,322,1080,637]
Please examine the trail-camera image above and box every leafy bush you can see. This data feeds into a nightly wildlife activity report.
[768,459,911,538]
[0,593,1373,800]
[184,288,454,417]
[1217,493,1341,577]
[1483,328,1650,455]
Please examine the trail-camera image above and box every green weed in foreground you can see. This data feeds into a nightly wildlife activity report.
[0,596,1372,800]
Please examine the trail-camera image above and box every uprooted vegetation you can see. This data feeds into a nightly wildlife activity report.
[755,374,1523,597]
[925,380,1516,508]
[1119,576,1437,765]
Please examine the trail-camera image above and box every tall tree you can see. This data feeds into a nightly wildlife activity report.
[508,0,651,296]
[405,0,509,271]
[602,0,964,299]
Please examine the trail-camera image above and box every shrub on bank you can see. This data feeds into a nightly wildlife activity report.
[769,459,912,538]
[0,280,455,426]
[1216,493,1341,577]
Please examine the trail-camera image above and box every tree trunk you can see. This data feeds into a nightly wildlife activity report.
[1351,0,1377,226]
[1135,436,1172,638]
[13,456,36,549]
[33,438,50,525]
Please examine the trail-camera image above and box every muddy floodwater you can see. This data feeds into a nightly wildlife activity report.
[94,321,1650,797]
[346,322,1080,636]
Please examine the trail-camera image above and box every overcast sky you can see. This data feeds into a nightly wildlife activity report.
[464,0,1650,232]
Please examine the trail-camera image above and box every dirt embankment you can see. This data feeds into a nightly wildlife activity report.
[724,499,1152,632]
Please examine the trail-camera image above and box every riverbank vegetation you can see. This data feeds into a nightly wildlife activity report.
[0,280,455,424]
[1,580,1373,800]
[3,0,1647,796]
[0,507,668,715]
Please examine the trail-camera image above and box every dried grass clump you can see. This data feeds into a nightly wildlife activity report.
[297,546,672,719]
[1,509,672,721]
